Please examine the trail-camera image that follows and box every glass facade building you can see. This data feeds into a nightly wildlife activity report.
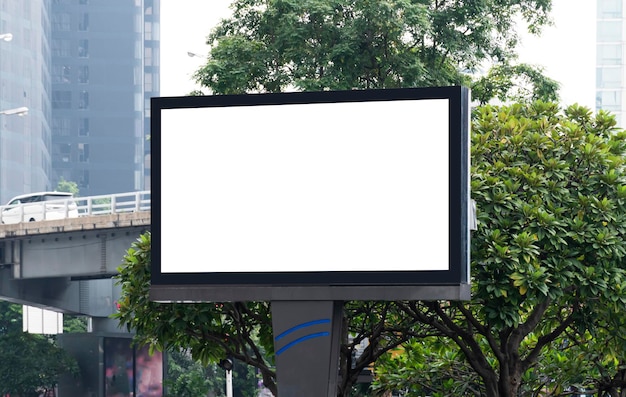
[596,0,625,127]
[51,0,159,196]
[0,0,158,204]
[0,1,51,204]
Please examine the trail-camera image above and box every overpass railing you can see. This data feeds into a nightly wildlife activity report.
[0,191,151,224]
[76,190,151,216]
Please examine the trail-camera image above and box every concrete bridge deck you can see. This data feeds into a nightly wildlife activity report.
[0,211,150,323]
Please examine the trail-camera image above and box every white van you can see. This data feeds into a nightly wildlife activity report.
[1,192,79,224]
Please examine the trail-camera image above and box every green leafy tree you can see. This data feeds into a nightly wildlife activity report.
[166,349,217,397]
[373,337,481,397]
[116,101,626,396]
[471,63,560,105]
[536,313,626,396]
[0,300,22,333]
[116,1,582,396]
[114,234,276,393]
[229,357,262,397]
[115,234,419,396]
[0,301,79,396]
[193,0,556,103]
[63,315,89,333]
[55,177,79,196]
[371,102,626,397]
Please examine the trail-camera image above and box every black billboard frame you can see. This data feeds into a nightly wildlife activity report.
[150,86,471,302]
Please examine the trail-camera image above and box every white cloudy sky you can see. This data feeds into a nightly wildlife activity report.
[160,0,596,109]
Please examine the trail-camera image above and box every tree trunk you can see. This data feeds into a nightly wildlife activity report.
[498,371,522,397]
[495,359,523,397]
[484,380,500,397]
[476,358,522,397]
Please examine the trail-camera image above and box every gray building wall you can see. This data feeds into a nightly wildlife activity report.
[0,0,52,204]
[51,0,158,197]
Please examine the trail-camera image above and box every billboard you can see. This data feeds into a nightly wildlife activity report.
[151,86,470,301]
[104,337,164,397]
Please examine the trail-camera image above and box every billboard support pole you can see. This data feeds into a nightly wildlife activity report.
[271,300,344,397]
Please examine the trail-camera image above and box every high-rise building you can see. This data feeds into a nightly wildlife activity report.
[0,0,158,203]
[0,1,51,204]
[50,0,159,196]
[596,0,625,127]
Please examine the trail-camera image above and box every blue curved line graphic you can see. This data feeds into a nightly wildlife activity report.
[275,332,330,356]
[274,318,330,341]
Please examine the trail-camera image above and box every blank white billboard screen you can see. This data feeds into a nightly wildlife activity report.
[160,99,449,273]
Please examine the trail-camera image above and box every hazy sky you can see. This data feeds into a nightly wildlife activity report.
[160,0,596,109]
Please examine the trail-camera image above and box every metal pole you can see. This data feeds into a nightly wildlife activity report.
[226,369,233,397]
[271,300,343,397]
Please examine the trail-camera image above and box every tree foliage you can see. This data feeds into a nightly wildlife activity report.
[55,176,79,196]
[371,103,626,397]
[115,235,423,396]
[373,337,481,396]
[471,63,560,105]
[117,102,626,396]
[167,355,212,397]
[0,301,79,396]
[63,315,89,333]
[0,300,22,334]
[114,233,277,394]
[115,1,626,396]
[194,0,556,102]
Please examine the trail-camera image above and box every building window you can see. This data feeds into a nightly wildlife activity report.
[79,13,89,31]
[63,65,71,82]
[145,21,152,40]
[80,170,90,188]
[597,44,622,65]
[78,65,89,83]
[54,143,71,163]
[78,143,90,162]
[52,118,71,136]
[52,39,71,57]
[52,13,70,31]
[145,47,152,66]
[52,91,71,109]
[145,72,153,91]
[597,21,622,42]
[52,64,71,83]
[596,67,623,89]
[598,0,623,18]
[78,39,89,58]
[79,118,89,136]
[597,90,622,111]
[79,91,89,109]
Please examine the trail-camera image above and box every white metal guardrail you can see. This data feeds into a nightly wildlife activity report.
[0,190,151,224]
[75,190,151,216]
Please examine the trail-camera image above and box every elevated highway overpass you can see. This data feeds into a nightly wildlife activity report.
[0,191,150,331]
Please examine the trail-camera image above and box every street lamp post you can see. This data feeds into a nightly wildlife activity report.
[187,51,202,58]
[218,357,234,397]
